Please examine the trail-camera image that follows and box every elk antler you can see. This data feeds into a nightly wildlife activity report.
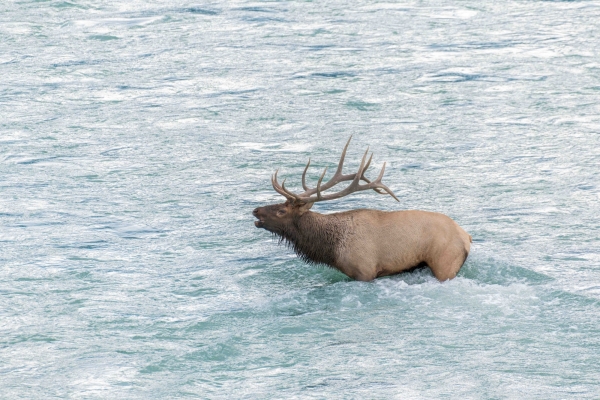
[271,136,399,204]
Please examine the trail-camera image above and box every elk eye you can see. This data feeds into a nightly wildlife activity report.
[277,209,286,216]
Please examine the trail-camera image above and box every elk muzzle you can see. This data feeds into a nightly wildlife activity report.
[252,207,264,228]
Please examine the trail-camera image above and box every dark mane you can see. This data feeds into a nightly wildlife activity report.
[272,212,346,267]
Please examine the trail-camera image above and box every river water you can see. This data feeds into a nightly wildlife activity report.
[1,1,599,398]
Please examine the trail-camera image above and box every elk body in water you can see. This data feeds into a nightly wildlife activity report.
[253,138,472,281]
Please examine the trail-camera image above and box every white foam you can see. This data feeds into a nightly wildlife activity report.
[428,9,478,19]
[231,142,312,153]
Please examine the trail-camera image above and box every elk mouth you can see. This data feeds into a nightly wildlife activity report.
[253,208,265,228]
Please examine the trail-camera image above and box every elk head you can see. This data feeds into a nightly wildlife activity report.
[252,137,399,234]
[252,201,311,235]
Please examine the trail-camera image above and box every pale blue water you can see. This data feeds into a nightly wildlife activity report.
[1,1,600,398]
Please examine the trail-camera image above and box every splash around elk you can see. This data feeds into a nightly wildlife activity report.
[253,137,472,281]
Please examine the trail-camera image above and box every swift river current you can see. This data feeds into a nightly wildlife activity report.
[1,1,599,398]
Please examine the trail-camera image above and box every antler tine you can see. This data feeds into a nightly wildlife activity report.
[378,184,399,202]
[343,146,370,193]
[374,162,386,181]
[363,152,373,174]
[316,167,328,201]
[272,169,301,202]
[370,162,400,201]
[360,153,386,194]
[301,158,311,191]
[357,146,370,180]
[281,179,303,202]
[334,135,352,177]
[271,170,290,199]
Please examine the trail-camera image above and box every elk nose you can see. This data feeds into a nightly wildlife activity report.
[252,208,259,216]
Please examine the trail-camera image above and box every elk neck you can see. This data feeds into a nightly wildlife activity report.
[278,210,348,268]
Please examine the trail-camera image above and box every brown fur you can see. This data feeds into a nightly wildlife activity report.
[253,201,471,281]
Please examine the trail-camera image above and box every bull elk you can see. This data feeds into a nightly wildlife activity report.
[252,137,472,281]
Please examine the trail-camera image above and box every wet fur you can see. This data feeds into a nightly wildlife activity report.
[272,213,345,267]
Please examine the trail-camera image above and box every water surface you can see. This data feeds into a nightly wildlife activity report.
[1,0,599,398]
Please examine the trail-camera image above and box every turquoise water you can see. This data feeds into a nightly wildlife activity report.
[1,1,600,398]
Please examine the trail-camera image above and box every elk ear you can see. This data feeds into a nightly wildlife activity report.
[296,202,313,214]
